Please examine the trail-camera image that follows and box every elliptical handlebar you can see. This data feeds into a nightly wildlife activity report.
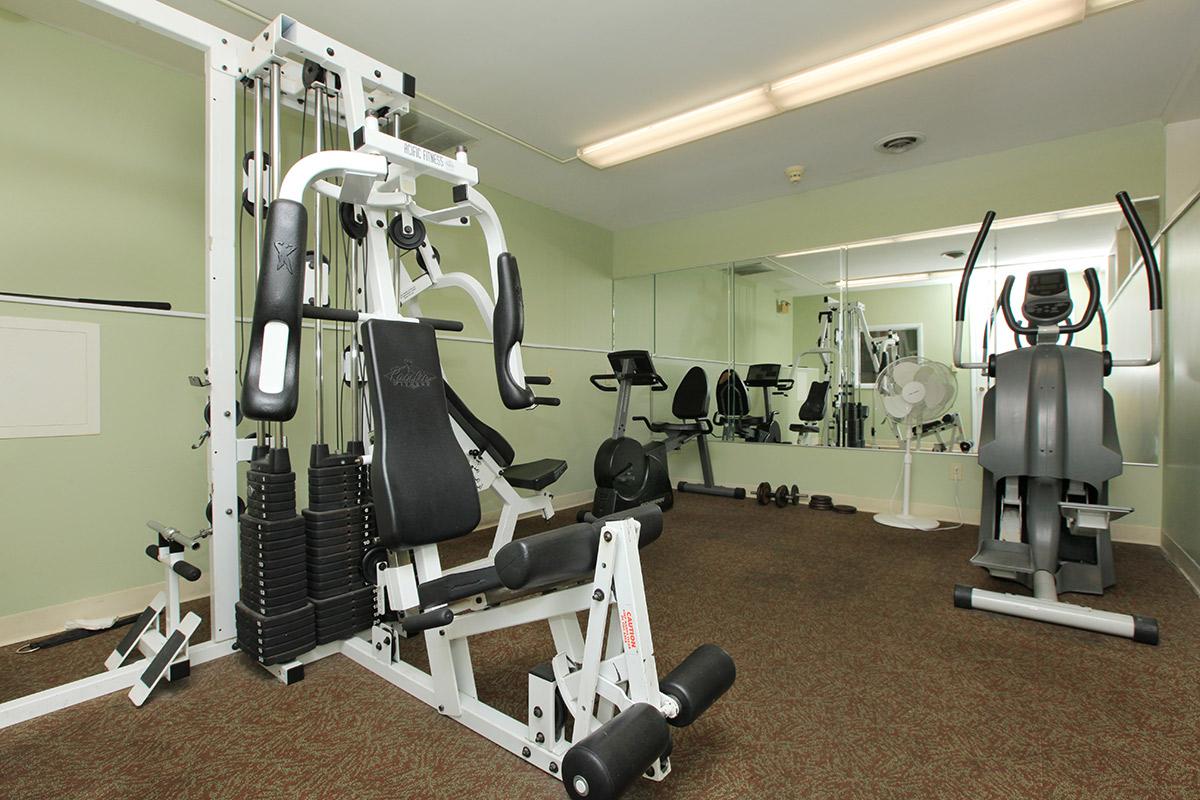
[1058,268,1102,335]
[953,210,996,369]
[1112,190,1163,367]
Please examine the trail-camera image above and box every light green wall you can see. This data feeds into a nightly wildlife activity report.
[0,12,614,619]
[612,121,1165,276]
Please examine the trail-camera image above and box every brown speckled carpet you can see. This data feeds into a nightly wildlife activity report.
[2,493,1198,799]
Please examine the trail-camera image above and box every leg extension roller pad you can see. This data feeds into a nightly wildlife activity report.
[658,644,736,727]
[563,703,671,800]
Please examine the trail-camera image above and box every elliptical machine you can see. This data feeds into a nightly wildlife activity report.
[951,192,1162,644]
[584,351,675,518]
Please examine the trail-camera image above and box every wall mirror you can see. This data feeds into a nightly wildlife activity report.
[619,197,1162,465]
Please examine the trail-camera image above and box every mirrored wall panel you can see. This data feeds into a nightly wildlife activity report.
[616,198,1161,464]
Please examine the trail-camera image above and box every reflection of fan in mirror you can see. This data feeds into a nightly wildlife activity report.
[874,357,957,531]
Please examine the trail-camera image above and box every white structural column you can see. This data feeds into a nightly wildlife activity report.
[204,48,241,644]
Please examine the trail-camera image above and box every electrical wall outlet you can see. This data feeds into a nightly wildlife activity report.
[950,464,963,481]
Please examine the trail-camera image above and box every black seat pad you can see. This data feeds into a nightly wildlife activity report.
[503,458,567,491]
[361,320,480,548]
[444,382,516,467]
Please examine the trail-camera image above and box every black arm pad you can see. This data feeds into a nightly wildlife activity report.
[493,252,536,410]
[243,199,309,421]
[494,504,663,591]
[173,561,202,582]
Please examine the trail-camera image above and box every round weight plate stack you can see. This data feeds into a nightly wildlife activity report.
[755,482,773,505]
[774,485,789,507]
[833,504,858,514]
[808,494,834,511]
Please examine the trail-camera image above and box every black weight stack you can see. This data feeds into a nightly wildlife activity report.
[236,446,316,664]
[304,441,377,644]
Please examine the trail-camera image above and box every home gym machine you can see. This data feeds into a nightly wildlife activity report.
[951,191,1162,644]
[236,19,736,798]
[583,350,675,517]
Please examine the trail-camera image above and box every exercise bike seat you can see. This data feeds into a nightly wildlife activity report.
[503,458,568,491]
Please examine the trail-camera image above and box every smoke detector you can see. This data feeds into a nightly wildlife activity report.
[874,132,925,154]
[785,164,806,184]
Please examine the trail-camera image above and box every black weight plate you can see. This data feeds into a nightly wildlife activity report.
[240,538,306,558]
[791,485,802,505]
[775,485,789,508]
[245,470,297,485]
[307,488,367,503]
[236,621,316,648]
[303,506,371,525]
[239,514,305,533]
[307,567,363,586]
[239,637,316,664]
[755,482,772,505]
[809,494,832,503]
[315,610,373,634]
[236,601,313,628]
[312,597,375,621]
[308,464,364,479]
[308,559,361,576]
[246,499,299,515]
[307,538,362,556]
[832,504,858,514]
[240,564,308,584]
[311,585,375,610]
[240,576,308,596]
[243,508,302,522]
[238,596,310,617]
[315,615,372,638]
[308,455,361,471]
[308,580,367,600]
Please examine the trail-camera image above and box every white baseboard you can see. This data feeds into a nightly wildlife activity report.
[1163,531,1200,597]
[0,574,212,648]
[684,478,1162,546]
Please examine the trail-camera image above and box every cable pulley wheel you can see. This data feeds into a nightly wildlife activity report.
[387,216,426,251]
[414,245,441,273]
[338,202,368,241]
[206,496,246,523]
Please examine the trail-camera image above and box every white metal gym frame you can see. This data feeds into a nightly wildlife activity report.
[0,0,546,726]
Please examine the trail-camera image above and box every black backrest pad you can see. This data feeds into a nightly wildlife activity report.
[362,319,481,548]
[715,369,749,416]
[799,380,830,421]
[672,367,710,420]
[444,382,515,467]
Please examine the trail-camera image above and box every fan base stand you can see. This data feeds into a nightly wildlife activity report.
[874,512,939,531]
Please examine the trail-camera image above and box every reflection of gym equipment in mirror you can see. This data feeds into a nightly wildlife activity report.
[786,296,903,447]
[952,192,1162,644]
[586,352,744,519]
[713,364,792,443]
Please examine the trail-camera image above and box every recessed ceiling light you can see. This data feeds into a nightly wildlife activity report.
[875,132,926,154]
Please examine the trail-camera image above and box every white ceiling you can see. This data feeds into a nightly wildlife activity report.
[7,0,1200,231]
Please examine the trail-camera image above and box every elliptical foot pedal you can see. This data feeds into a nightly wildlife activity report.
[658,643,736,727]
[562,703,671,800]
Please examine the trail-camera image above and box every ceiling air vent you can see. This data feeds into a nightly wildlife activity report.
[396,109,477,154]
[732,261,773,277]
[874,132,925,155]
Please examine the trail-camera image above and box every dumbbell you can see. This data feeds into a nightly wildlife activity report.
[755,482,805,507]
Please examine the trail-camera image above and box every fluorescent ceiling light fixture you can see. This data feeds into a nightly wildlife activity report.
[840,272,931,288]
[577,88,776,169]
[1086,0,1138,11]
[578,0,1091,168]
